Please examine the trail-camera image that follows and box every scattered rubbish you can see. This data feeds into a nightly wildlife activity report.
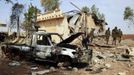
[91,67,103,74]
[116,55,131,61]
[31,70,50,75]
[31,66,38,71]
[30,64,38,71]
[85,68,93,71]
[8,61,21,67]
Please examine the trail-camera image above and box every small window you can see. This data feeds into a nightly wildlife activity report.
[37,35,51,45]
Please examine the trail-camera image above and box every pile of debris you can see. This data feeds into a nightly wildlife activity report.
[85,45,134,74]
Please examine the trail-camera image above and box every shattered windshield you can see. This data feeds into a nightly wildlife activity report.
[37,34,63,45]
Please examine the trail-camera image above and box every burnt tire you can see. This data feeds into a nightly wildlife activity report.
[57,55,72,67]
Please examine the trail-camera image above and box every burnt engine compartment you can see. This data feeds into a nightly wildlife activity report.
[57,43,78,50]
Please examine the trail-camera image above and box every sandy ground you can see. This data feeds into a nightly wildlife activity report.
[0,39,134,75]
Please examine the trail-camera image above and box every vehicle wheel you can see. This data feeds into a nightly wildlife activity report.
[57,55,72,67]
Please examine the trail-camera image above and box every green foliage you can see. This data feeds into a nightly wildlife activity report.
[22,4,40,32]
[91,5,99,15]
[98,13,105,20]
[124,6,134,20]
[41,0,60,11]
[91,4,105,20]
[124,6,134,24]
[10,3,24,28]
[90,5,106,32]
[81,6,90,13]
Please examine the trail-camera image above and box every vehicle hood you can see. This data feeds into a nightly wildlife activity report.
[57,32,83,45]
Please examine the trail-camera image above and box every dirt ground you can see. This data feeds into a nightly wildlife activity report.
[0,38,134,75]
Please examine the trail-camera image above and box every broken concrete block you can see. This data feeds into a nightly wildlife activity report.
[8,61,21,67]
[116,55,130,61]
[50,67,56,71]
[96,54,106,59]
[105,63,111,69]
[68,66,72,69]
[31,70,50,75]
[117,72,126,75]
[31,66,38,71]
[101,68,107,72]
[73,67,78,72]
[126,47,134,56]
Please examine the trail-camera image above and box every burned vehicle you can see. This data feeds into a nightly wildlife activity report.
[1,31,92,66]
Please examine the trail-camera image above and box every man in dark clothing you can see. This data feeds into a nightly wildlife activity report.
[117,29,123,43]
[82,34,90,49]
[112,27,118,45]
[105,28,111,44]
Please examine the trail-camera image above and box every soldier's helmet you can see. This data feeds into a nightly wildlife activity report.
[115,26,117,29]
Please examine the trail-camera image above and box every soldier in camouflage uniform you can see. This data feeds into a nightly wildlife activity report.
[105,28,111,44]
[112,27,118,45]
[117,29,123,43]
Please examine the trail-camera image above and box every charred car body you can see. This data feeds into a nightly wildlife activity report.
[1,31,92,65]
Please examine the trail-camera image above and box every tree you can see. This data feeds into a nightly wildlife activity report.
[98,13,105,20]
[91,5,99,15]
[124,6,134,24]
[10,3,24,37]
[22,4,40,36]
[41,0,60,12]
[81,6,90,14]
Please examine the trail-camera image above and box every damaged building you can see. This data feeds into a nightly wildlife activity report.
[37,10,107,39]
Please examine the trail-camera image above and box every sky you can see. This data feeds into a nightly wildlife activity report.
[0,0,134,34]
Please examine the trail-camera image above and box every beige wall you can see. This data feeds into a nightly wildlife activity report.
[38,18,63,32]
[37,17,70,39]
[74,15,100,33]
[86,15,100,32]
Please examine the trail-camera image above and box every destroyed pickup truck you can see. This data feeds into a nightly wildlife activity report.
[1,31,92,66]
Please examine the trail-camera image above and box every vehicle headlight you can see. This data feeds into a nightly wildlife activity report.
[51,46,62,54]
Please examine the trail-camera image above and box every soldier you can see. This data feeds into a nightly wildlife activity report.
[117,29,123,43]
[82,33,90,49]
[112,27,118,45]
[105,28,111,44]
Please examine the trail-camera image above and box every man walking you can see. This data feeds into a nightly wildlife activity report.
[117,29,123,43]
[105,28,111,44]
[112,27,118,45]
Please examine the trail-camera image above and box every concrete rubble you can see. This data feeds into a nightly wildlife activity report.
[31,70,51,75]
[0,38,134,75]
[117,71,126,75]
[31,67,56,75]
[86,45,134,74]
